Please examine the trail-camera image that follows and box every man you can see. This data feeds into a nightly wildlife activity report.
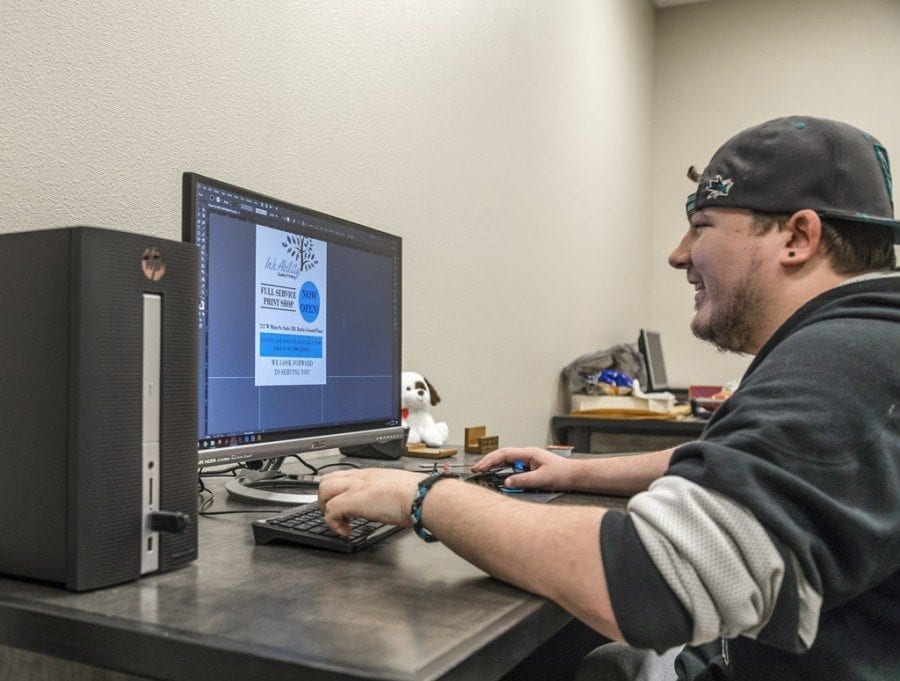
[319,116,899,680]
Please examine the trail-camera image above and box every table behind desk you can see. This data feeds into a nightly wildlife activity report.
[552,415,706,454]
[0,455,623,681]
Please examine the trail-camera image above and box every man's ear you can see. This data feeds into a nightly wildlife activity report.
[779,209,823,266]
[424,377,441,406]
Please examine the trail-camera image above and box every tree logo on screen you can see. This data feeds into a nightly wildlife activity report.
[298,281,321,322]
[281,234,319,273]
[141,247,166,281]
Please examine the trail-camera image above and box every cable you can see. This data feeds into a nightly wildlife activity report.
[285,454,361,475]
[285,454,319,474]
[198,464,243,477]
[196,457,360,516]
[317,461,361,473]
[197,482,285,517]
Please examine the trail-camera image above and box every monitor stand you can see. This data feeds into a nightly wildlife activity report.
[224,469,320,506]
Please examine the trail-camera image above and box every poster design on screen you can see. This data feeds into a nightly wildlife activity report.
[255,224,327,386]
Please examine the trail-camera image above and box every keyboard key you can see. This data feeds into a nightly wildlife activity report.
[251,501,401,553]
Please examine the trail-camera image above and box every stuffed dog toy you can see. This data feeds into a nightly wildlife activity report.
[401,371,449,447]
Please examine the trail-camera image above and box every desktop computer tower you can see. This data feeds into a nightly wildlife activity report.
[0,227,199,591]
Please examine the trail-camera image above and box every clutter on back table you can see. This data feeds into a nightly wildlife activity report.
[562,343,684,419]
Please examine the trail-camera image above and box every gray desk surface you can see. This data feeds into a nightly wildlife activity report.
[0,451,627,681]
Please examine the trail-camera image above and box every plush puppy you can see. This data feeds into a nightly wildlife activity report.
[401,371,450,447]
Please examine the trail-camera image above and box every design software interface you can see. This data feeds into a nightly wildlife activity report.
[187,175,402,466]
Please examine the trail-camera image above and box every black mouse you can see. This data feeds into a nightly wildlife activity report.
[465,460,527,493]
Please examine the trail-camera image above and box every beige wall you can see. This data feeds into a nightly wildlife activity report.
[651,0,900,389]
[0,0,656,447]
[1,0,898,447]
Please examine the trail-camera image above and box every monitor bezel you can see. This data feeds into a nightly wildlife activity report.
[638,328,669,392]
[182,172,404,470]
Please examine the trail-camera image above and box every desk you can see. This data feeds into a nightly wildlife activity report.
[0,453,621,681]
[552,415,706,454]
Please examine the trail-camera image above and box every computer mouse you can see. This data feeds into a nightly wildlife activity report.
[465,460,527,493]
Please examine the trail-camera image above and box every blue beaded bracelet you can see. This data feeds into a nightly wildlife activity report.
[410,472,460,542]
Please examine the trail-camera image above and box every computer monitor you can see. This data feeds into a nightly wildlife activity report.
[638,329,669,392]
[183,173,404,504]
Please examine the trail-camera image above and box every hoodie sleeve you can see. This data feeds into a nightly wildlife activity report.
[600,312,900,654]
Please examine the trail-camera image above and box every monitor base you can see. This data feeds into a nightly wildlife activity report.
[339,438,404,460]
[225,471,320,506]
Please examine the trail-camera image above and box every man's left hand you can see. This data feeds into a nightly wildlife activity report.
[318,468,425,537]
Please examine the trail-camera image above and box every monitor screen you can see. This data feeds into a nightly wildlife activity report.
[183,173,403,472]
[638,329,669,392]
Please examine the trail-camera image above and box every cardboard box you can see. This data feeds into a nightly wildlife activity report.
[570,393,674,415]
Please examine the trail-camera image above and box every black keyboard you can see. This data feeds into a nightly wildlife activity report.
[252,502,401,553]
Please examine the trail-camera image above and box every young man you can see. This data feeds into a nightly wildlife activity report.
[319,116,899,680]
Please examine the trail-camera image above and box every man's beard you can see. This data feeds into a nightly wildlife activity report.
[691,270,764,355]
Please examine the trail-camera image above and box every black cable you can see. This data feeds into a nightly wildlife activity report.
[196,457,357,517]
[197,484,289,516]
[317,461,361,473]
[286,454,319,474]
[284,454,361,475]
[197,471,302,517]
[198,464,243,477]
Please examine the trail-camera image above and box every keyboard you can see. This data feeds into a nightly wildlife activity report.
[252,502,401,553]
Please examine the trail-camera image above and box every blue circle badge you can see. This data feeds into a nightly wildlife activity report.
[298,281,320,323]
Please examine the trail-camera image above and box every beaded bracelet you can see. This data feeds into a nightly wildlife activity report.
[410,472,460,542]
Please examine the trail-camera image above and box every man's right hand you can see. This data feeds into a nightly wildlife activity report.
[471,446,577,491]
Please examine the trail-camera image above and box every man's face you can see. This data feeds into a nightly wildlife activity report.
[668,208,775,354]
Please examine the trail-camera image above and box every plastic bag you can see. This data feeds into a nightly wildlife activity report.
[562,343,648,395]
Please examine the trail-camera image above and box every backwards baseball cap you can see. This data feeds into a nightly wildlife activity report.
[686,115,900,243]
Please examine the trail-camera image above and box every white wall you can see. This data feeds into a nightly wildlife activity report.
[651,0,900,389]
[4,0,897,448]
[0,1,657,447]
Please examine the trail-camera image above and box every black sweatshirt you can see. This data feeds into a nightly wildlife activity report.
[601,274,900,680]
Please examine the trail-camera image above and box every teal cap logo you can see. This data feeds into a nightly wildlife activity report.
[704,175,734,200]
